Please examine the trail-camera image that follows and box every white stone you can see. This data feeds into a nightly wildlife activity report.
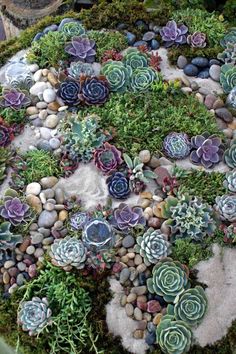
[44,114,59,129]
[58,106,68,112]
[29,63,39,73]
[43,88,56,103]
[36,101,48,109]
[33,69,42,82]
[30,82,48,96]
[26,182,41,196]
[39,109,48,120]
[40,127,52,140]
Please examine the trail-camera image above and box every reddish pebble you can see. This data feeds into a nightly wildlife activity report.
[10,277,16,285]
[28,264,37,278]
[19,238,31,252]
[137,300,147,311]
[147,300,161,313]
[112,262,123,273]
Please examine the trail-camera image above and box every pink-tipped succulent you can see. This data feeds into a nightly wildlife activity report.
[93,142,122,175]
[187,32,207,48]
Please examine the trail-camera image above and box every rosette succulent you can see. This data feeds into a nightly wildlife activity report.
[0,124,13,147]
[59,21,85,39]
[0,196,30,226]
[0,89,31,110]
[93,142,122,174]
[68,61,94,79]
[163,133,191,160]
[80,76,110,105]
[190,133,224,169]
[187,32,206,48]
[50,236,87,270]
[123,48,148,69]
[156,314,192,354]
[220,29,236,48]
[18,297,52,336]
[130,67,157,92]
[223,170,236,192]
[82,218,115,253]
[70,211,90,230]
[57,79,81,105]
[161,194,216,241]
[224,140,236,168]
[110,203,146,231]
[160,20,188,47]
[147,258,190,303]
[220,64,236,93]
[215,194,236,222]
[135,228,171,265]
[107,172,131,199]
[218,43,236,65]
[227,87,236,114]
[0,221,22,263]
[65,35,96,63]
[101,61,131,93]
[10,74,33,91]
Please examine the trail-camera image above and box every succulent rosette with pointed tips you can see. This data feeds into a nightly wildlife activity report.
[65,35,96,63]
[110,203,145,230]
[101,60,131,93]
[57,79,81,105]
[80,76,110,105]
[93,142,122,175]
[160,20,188,47]
[0,124,14,147]
[187,31,206,48]
[163,132,191,159]
[107,172,131,199]
[215,194,236,222]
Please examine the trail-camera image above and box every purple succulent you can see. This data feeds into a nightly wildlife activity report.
[0,124,13,147]
[160,20,188,47]
[80,76,110,105]
[70,211,90,230]
[65,35,96,63]
[93,142,122,175]
[0,197,30,226]
[110,203,146,231]
[107,172,131,199]
[57,79,81,105]
[190,133,224,169]
[0,89,31,110]
[187,32,207,48]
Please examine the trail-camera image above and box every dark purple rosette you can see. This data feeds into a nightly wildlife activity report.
[160,20,188,47]
[93,142,122,175]
[57,79,81,105]
[0,89,31,110]
[70,211,90,230]
[110,203,146,230]
[0,197,30,226]
[65,35,96,63]
[0,124,13,147]
[107,172,131,199]
[80,76,110,105]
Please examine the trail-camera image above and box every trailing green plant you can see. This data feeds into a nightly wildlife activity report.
[0,108,26,125]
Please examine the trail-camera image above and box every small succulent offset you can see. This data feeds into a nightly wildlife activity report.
[130,67,157,92]
[65,35,96,63]
[93,142,122,175]
[110,203,146,231]
[220,64,236,94]
[190,133,224,169]
[163,133,191,160]
[0,196,30,226]
[147,258,190,303]
[224,140,236,168]
[123,48,149,69]
[223,170,236,193]
[50,236,87,270]
[0,221,22,262]
[162,194,216,242]
[57,79,81,106]
[82,218,115,253]
[0,89,31,110]
[70,211,90,230]
[101,61,131,93]
[0,124,14,147]
[135,228,171,265]
[218,43,236,65]
[156,314,192,354]
[59,21,86,39]
[18,297,52,336]
[160,20,188,47]
[107,172,131,199]
[80,76,110,105]
[215,194,236,222]
[68,61,94,79]
[187,31,206,48]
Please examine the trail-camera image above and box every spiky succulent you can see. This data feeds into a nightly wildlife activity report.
[50,236,87,270]
[65,35,96,63]
[59,21,86,39]
[93,142,122,175]
[0,89,31,110]
[107,172,131,199]
[187,31,206,48]
[0,196,30,226]
[163,132,191,160]
[18,297,52,336]
[101,61,131,93]
[161,194,216,242]
[130,67,157,92]
[0,221,22,262]
[220,64,236,93]
[160,20,188,47]
[224,140,236,168]
[147,258,190,303]
[135,228,171,265]
[57,79,81,106]
[156,314,192,354]
[220,28,236,48]
[80,76,110,105]
[215,194,236,222]
[218,43,236,65]
[123,48,149,69]
[110,203,146,231]
[223,170,236,192]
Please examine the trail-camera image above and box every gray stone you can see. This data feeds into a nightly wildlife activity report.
[16,273,26,286]
[142,31,155,41]
[55,188,64,204]
[38,210,58,228]
[120,268,131,284]
[131,286,147,295]
[122,235,135,248]
[139,150,151,163]
[191,57,209,68]
[215,108,233,123]
[30,82,48,96]
[34,248,44,258]
[134,307,143,321]
[177,55,188,69]
[40,176,58,188]
[204,94,217,110]
[36,101,48,109]
[17,262,26,272]
[125,303,134,317]
[37,140,52,151]
[43,188,55,199]
[40,127,51,140]
[32,118,43,127]
[184,64,199,77]
[49,137,61,149]
[4,260,15,269]
[209,64,221,82]
[26,245,36,255]
[45,114,59,129]
[30,232,44,244]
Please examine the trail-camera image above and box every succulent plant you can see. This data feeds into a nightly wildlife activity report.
[68,61,94,79]
[10,74,33,91]
[220,64,236,94]
[190,133,224,169]
[110,203,146,231]
[149,52,162,72]
[224,140,236,168]
[0,89,31,110]
[59,21,86,39]
[223,170,236,192]
[106,172,131,199]
[160,20,188,47]
[215,194,236,222]
[80,76,110,105]
[220,223,236,244]
[130,67,157,92]
[161,194,216,242]
[147,258,190,303]
[102,49,123,63]
[220,28,236,48]
[135,228,171,265]
[18,297,52,336]
[187,31,206,48]
[82,218,115,253]
[123,48,148,69]
[218,43,236,65]
[57,79,81,106]
[163,133,191,160]
[93,142,122,175]
[0,196,30,226]
[65,35,96,63]
[0,221,22,262]
[101,61,131,93]
[156,314,192,354]
[70,211,90,230]
[50,236,87,270]
[0,147,12,182]
[226,87,236,114]
[0,124,14,147]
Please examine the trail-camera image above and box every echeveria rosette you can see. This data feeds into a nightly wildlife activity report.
[101,61,131,93]
[160,20,188,47]
[224,140,236,168]
[187,32,206,48]
[0,124,13,147]
[215,194,236,222]
[107,172,131,199]
[135,228,171,265]
[0,196,30,226]
[80,76,110,105]
[220,64,236,94]
[190,133,224,169]
[0,221,22,263]
[0,89,31,110]
[18,297,52,336]
[93,142,122,175]
[130,67,157,92]
[218,43,236,65]
[50,236,87,270]
[110,203,146,231]
[147,258,190,303]
[65,35,96,63]
[156,314,192,354]
[68,61,94,79]
[57,79,81,105]
[123,48,149,70]
[59,21,85,39]
[82,218,115,253]
[223,170,236,192]
[163,132,191,160]
[220,29,236,48]
[70,211,90,230]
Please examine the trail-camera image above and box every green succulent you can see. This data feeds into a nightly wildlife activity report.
[220,28,236,48]
[0,221,22,263]
[123,48,149,70]
[147,258,190,303]
[167,286,208,327]
[135,227,171,265]
[161,194,216,242]
[68,61,94,79]
[224,140,236,168]
[217,43,236,65]
[59,21,86,39]
[220,64,236,94]
[130,67,157,92]
[156,314,192,354]
[101,61,131,93]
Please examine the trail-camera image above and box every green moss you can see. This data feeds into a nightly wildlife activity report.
[223,0,236,23]
[0,108,26,125]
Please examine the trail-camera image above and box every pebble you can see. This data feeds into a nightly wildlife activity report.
[26,194,42,213]
[19,238,31,252]
[26,182,41,196]
[31,232,44,244]
[190,81,199,91]
[181,76,190,87]
[40,176,58,188]
[215,108,233,123]
[38,210,58,228]
[204,94,217,110]
[223,128,233,139]
[17,262,26,271]
[198,87,210,96]
[37,140,52,151]
[137,263,147,273]
[147,300,161,313]
[122,235,135,248]
[34,248,44,258]
[148,155,159,168]
[47,72,58,86]
[45,114,59,128]
[29,64,39,72]
[130,268,138,281]
[43,88,56,103]
[145,331,156,345]
[191,57,209,68]
[133,329,144,339]
[26,245,35,255]
[139,150,151,163]
[32,118,43,127]
[54,220,63,230]
[150,39,160,50]
[26,106,39,115]
[55,188,64,204]
[141,199,151,209]
[44,202,55,211]
[137,320,147,330]
[4,260,15,269]
[120,295,127,306]
[148,217,161,229]
[125,303,134,317]
[49,137,61,149]
[120,268,131,284]
[118,247,127,257]
[153,313,163,325]
[209,64,221,81]
[133,40,148,47]
[28,264,37,278]
[8,267,18,277]
[59,210,68,221]
[198,69,209,79]
[58,105,68,112]
[36,101,48,109]
[213,98,224,109]
[177,55,188,69]
[184,64,199,76]
[127,293,137,303]
[42,236,54,245]
[134,254,143,266]
[3,271,10,284]
[181,87,192,94]
[134,307,143,321]
[126,31,136,45]
[143,31,155,41]
[39,110,48,120]
[43,188,55,199]
[33,69,42,82]
[16,273,25,286]
[131,286,147,295]
[30,82,48,96]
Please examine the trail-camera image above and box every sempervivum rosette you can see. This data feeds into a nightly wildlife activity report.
[101,61,131,93]
[68,61,95,79]
[135,228,171,265]
[220,64,236,93]
[163,132,191,159]
[187,32,206,48]
[80,76,110,105]
[57,79,81,105]
[93,142,122,175]
[223,170,236,192]
[0,88,31,110]
[0,196,30,226]
[110,203,146,231]
[107,172,131,199]
[130,67,157,92]
[215,194,236,222]
[70,211,90,230]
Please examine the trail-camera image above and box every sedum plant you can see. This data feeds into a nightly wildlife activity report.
[215,194,236,222]
[101,61,131,93]
[220,64,236,94]
[123,48,149,69]
[223,170,236,193]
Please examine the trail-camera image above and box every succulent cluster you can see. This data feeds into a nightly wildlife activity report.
[0,123,14,147]
[123,48,149,69]
[220,28,236,48]
[220,64,236,94]
[101,61,131,93]
[187,31,206,48]
[110,203,145,231]
[57,79,81,105]
[93,142,122,175]
[0,89,31,110]
[0,195,30,226]
[130,67,157,92]
[215,194,236,222]
[65,35,96,63]
[163,133,191,160]
[59,21,86,39]
[224,140,236,168]
[70,211,90,230]
[160,20,188,47]
[80,76,110,105]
